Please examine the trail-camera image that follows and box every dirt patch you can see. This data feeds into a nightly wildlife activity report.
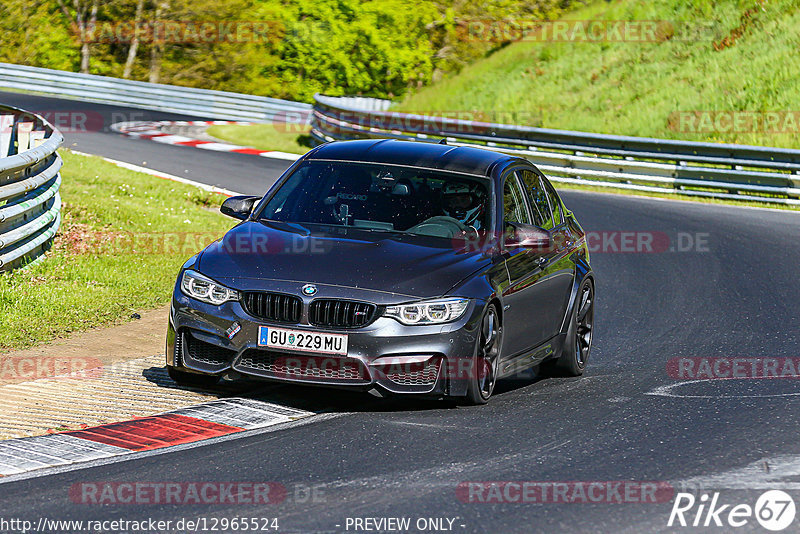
[713,1,765,51]
[0,305,169,387]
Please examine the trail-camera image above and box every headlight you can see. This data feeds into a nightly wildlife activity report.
[180,270,239,305]
[384,298,470,325]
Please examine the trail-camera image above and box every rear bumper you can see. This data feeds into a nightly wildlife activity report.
[166,291,484,397]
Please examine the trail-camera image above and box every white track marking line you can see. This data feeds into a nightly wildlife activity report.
[123,130,166,138]
[193,142,249,152]
[68,150,243,197]
[150,134,197,144]
[645,379,800,399]
[258,151,301,161]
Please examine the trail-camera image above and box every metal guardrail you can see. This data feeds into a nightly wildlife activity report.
[323,97,392,112]
[0,62,311,123]
[0,104,63,272]
[312,94,800,206]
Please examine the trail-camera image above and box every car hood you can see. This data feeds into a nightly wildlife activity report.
[196,221,494,300]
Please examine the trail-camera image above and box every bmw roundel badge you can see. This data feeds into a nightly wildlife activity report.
[302,284,318,296]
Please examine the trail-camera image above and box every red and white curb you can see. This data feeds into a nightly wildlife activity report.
[111,121,302,161]
[0,398,313,477]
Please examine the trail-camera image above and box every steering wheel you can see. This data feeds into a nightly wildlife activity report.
[407,216,471,238]
[322,195,350,225]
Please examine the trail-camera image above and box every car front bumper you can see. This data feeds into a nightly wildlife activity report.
[166,285,485,398]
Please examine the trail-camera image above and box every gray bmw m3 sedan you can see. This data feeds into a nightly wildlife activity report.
[166,139,594,404]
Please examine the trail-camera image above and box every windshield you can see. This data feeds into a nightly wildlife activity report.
[257,161,492,238]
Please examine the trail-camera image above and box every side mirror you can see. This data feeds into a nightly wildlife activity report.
[220,195,260,220]
[505,222,551,251]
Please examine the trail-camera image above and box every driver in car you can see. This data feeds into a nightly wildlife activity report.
[442,183,485,231]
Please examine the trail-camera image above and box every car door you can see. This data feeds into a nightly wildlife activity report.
[499,170,554,359]
[518,168,575,341]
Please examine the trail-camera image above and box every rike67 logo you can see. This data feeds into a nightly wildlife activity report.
[669,490,796,531]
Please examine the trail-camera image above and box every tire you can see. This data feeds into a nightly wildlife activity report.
[167,365,221,387]
[464,303,502,405]
[542,278,594,377]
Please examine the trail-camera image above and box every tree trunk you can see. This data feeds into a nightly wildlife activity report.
[80,42,90,73]
[148,42,161,83]
[123,0,146,79]
[148,0,168,84]
[79,1,98,73]
[60,0,98,74]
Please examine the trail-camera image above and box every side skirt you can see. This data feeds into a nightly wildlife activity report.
[496,336,561,379]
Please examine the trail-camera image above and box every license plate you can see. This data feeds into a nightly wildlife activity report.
[258,326,348,355]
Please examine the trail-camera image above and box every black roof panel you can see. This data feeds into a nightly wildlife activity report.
[306,139,517,176]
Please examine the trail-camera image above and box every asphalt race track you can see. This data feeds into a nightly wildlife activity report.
[2,91,800,533]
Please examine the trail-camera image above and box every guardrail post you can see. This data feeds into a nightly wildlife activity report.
[16,120,33,152]
[791,171,800,199]
[30,130,46,148]
[0,115,13,157]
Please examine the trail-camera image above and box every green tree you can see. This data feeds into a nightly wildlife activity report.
[0,1,79,71]
[0,0,581,102]
[254,0,438,100]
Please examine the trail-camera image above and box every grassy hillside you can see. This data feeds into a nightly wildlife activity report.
[396,0,800,149]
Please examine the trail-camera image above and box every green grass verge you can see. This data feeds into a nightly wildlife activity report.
[396,0,800,149]
[207,123,313,155]
[0,150,234,351]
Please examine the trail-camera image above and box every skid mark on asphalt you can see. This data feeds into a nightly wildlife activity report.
[0,354,262,440]
[0,398,314,476]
